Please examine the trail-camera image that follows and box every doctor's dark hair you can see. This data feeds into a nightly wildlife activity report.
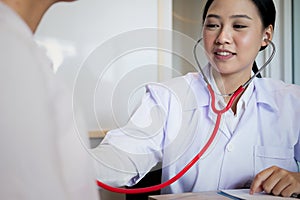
[202,0,276,29]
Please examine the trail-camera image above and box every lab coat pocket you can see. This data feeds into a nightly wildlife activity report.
[254,145,297,174]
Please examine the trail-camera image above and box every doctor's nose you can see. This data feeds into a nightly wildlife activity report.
[215,28,232,45]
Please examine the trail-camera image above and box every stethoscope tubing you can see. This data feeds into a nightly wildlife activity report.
[96,86,242,194]
[96,38,275,194]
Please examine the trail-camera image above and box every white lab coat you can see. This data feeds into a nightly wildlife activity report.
[0,2,99,200]
[93,67,300,194]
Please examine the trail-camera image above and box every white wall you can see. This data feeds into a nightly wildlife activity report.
[36,0,293,131]
[36,0,162,131]
[264,0,293,83]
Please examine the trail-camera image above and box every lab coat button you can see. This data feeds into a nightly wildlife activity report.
[227,144,234,152]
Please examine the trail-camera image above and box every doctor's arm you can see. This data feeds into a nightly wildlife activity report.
[92,143,147,187]
[92,85,168,187]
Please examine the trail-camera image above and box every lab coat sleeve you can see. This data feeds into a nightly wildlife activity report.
[283,84,300,168]
[295,111,300,171]
[295,132,300,163]
[287,85,300,164]
[92,83,176,187]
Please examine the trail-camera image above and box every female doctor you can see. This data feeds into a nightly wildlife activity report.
[93,0,300,197]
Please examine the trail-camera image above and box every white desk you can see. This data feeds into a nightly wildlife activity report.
[149,191,230,200]
[149,190,297,200]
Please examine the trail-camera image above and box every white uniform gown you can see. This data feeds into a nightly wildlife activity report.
[93,65,300,194]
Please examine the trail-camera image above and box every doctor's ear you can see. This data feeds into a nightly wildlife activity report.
[261,25,273,49]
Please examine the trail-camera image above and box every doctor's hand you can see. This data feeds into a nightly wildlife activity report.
[250,166,300,197]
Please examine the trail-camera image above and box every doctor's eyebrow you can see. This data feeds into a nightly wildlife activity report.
[230,14,253,20]
[206,14,221,19]
[206,14,253,20]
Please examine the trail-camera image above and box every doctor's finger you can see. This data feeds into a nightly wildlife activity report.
[266,168,300,197]
[250,166,277,194]
[277,172,300,197]
[271,176,292,196]
[260,167,290,194]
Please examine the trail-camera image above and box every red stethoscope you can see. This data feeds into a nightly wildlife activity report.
[96,38,276,194]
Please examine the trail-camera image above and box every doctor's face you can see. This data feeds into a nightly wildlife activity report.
[202,0,266,77]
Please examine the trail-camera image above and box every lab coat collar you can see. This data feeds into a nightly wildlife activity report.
[181,72,210,110]
[184,69,229,135]
[176,67,280,124]
[190,69,280,138]
[252,78,280,113]
[0,1,33,38]
[198,66,279,114]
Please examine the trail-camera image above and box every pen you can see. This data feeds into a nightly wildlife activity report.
[291,193,300,199]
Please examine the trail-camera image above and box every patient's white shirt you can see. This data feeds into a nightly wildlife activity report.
[0,2,99,200]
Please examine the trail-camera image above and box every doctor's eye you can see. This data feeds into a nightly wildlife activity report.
[233,24,248,29]
[205,24,220,30]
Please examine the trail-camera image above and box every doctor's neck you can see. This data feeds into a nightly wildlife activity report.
[1,0,58,33]
[212,68,251,113]
[213,68,251,94]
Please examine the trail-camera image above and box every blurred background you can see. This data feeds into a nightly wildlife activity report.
[36,0,299,131]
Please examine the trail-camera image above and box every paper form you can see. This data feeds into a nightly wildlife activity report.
[220,189,296,200]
